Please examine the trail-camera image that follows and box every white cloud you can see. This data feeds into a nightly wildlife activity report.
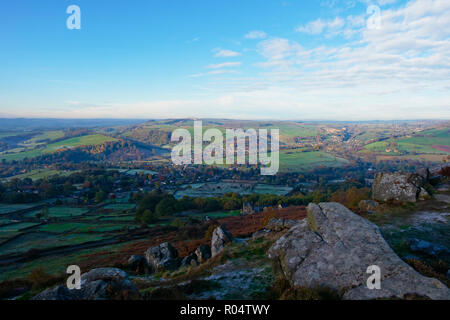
[206,62,242,69]
[199,0,450,120]
[296,19,327,34]
[245,30,268,39]
[213,49,242,57]
[188,69,239,78]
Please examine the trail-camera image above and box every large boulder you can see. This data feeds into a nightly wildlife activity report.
[80,267,127,283]
[195,244,212,263]
[145,242,180,272]
[127,255,151,274]
[181,253,198,267]
[268,203,450,300]
[32,268,139,300]
[372,172,425,202]
[211,226,233,257]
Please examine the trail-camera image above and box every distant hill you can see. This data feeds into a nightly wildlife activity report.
[0,118,146,130]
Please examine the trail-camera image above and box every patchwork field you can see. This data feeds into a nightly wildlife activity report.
[174,182,293,199]
[2,168,79,182]
[279,149,349,172]
[0,202,140,259]
[363,127,450,157]
[0,134,117,162]
[24,207,88,219]
[0,204,38,215]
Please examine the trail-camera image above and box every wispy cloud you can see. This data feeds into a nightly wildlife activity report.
[213,48,241,57]
[245,30,267,39]
[206,62,242,69]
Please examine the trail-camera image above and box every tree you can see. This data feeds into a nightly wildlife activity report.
[95,190,107,203]
[141,209,156,224]
[155,196,181,217]
[135,190,165,220]
[63,181,74,195]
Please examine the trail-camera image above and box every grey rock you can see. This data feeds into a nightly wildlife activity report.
[32,267,139,300]
[268,202,450,300]
[358,200,379,213]
[80,267,127,283]
[252,229,271,239]
[195,244,212,263]
[181,253,198,267]
[145,242,180,271]
[31,285,74,300]
[418,188,431,201]
[417,168,430,181]
[128,255,144,266]
[127,255,150,274]
[266,218,298,232]
[372,172,425,202]
[211,226,233,257]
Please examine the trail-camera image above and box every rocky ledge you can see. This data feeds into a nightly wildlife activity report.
[268,202,450,300]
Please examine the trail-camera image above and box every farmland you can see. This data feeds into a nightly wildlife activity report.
[2,168,79,182]
[362,127,450,157]
[0,202,140,261]
[280,149,349,172]
[0,134,117,162]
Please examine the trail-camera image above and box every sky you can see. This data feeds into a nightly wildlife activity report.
[0,0,449,120]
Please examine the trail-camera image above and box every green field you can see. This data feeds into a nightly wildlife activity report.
[39,222,132,234]
[0,204,37,215]
[279,149,349,171]
[3,168,79,181]
[363,127,450,156]
[0,222,39,232]
[99,215,135,222]
[20,130,65,148]
[103,203,136,211]
[24,207,88,219]
[0,134,118,162]
[0,232,107,255]
[0,218,12,225]
[253,184,293,196]
[0,241,128,281]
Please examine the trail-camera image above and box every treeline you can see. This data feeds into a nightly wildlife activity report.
[0,168,144,204]
[133,185,372,225]
[126,129,171,147]
[133,189,315,224]
[18,140,150,165]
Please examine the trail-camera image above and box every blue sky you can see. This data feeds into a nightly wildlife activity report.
[0,0,449,120]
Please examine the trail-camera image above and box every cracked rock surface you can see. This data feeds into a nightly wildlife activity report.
[268,202,450,300]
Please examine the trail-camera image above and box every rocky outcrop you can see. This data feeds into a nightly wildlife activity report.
[372,172,426,202]
[181,253,198,267]
[252,218,298,239]
[211,226,233,257]
[32,268,139,300]
[195,244,211,263]
[268,202,450,300]
[127,255,150,274]
[145,242,180,272]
